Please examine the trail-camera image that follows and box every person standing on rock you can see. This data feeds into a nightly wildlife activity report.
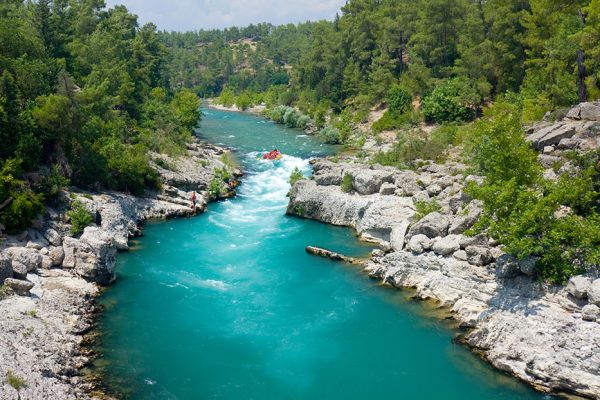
[191,191,197,214]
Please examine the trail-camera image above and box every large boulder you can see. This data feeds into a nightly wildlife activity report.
[390,221,410,251]
[62,237,79,269]
[495,254,520,279]
[11,262,27,280]
[465,245,493,266]
[4,278,34,296]
[408,212,450,239]
[42,228,62,247]
[407,234,433,254]
[566,276,592,300]
[568,102,600,121]
[0,254,12,284]
[49,246,65,267]
[588,279,600,306]
[526,122,577,150]
[449,201,482,235]
[395,171,422,196]
[519,257,538,276]
[582,304,600,322]
[5,247,42,272]
[75,227,116,285]
[432,234,461,256]
[350,168,396,195]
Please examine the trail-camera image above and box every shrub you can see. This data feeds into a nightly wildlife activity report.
[340,173,353,193]
[387,85,412,116]
[218,88,235,107]
[289,167,304,186]
[372,110,422,133]
[465,103,600,283]
[235,92,252,110]
[414,199,441,221]
[38,165,69,201]
[67,200,94,235]
[6,370,27,392]
[422,78,481,123]
[318,127,342,144]
[0,158,44,233]
[208,177,222,198]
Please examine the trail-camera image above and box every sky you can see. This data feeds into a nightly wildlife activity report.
[104,0,347,32]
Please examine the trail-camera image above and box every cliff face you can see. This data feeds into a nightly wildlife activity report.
[0,139,239,399]
[288,155,600,398]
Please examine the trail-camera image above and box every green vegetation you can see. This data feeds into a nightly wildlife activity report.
[373,125,459,168]
[264,106,312,129]
[66,200,94,235]
[289,167,304,186]
[414,200,442,221]
[162,0,600,141]
[465,103,600,283]
[341,174,354,193]
[6,370,27,392]
[0,0,201,231]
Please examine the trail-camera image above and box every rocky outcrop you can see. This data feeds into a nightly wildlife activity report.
[288,158,600,399]
[0,137,235,399]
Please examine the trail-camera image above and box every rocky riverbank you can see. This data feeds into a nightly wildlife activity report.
[288,103,600,399]
[0,139,240,400]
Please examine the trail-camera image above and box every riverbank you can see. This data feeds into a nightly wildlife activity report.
[0,139,240,399]
[205,98,266,114]
[287,104,600,399]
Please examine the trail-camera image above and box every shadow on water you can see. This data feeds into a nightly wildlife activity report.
[88,109,553,400]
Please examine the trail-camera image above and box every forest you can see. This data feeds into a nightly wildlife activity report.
[0,0,201,231]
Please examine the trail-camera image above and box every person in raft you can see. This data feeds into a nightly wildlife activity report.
[263,149,281,160]
[191,191,197,213]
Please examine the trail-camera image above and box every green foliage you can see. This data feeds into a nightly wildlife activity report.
[67,200,94,235]
[208,177,223,198]
[372,110,422,133]
[387,85,412,116]
[340,173,353,193]
[6,370,27,391]
[0,159,44,233]
[38,165,69,201]
[289,167,304,186]
[318,127,343,145]
[465,103,600,283]
[414,199,442,221]
[422,78,481,123]
[266,105,312,129]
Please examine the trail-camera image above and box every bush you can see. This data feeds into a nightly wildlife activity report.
[208,177,222,198]
[289,167,304,186]
[387,85,412,116]
[318,127,343,144]
[372,110,422,133]
[340,173,353,193]
[67,200,94,235]
[414,199,441,221]
[422,78,481,123]
[38,165,69,201]
[465,103,600,283]
[0,159,44,233]
[235,92,252,110]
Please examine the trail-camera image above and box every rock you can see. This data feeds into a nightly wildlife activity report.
[3,278,34,296]
[41,255,53,269]
[526,122,577,150]
[580,102,600,121]
[426,184,443,196]
[566,276,592,300]
[408,212,450,239]
[582,304,600,322]
[62,237,79,269]
[407,234,433,254]
[542,145,554,154]
[459,233,488,249]
[588,279,600,306]
[558,137,581,150]
[314,172,342,186]
[453,250,468,261]
[395,172,421,196]
[0,254,12,284]
[432,234,461,256]
[351,169,395,195]
[75,227,116,285]
[519,257,538,276]
[449,202,482,235]
[379,182,396,195]
[390,221,410,251]
[43,228,62,247]
[412,190,430,203]
[5,247,42,272]
[495,254,520,279]
[11,261,28,279]
[49,246,65,267]
[465,245,493,266]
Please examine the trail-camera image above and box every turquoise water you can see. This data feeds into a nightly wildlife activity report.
[95,109,550,399]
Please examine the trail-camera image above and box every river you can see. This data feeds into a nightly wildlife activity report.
[93,109,550,399]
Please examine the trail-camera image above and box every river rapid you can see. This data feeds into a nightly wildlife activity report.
[93,109,550,400]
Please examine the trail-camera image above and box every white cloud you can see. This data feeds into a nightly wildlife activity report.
[104,0,346,31]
